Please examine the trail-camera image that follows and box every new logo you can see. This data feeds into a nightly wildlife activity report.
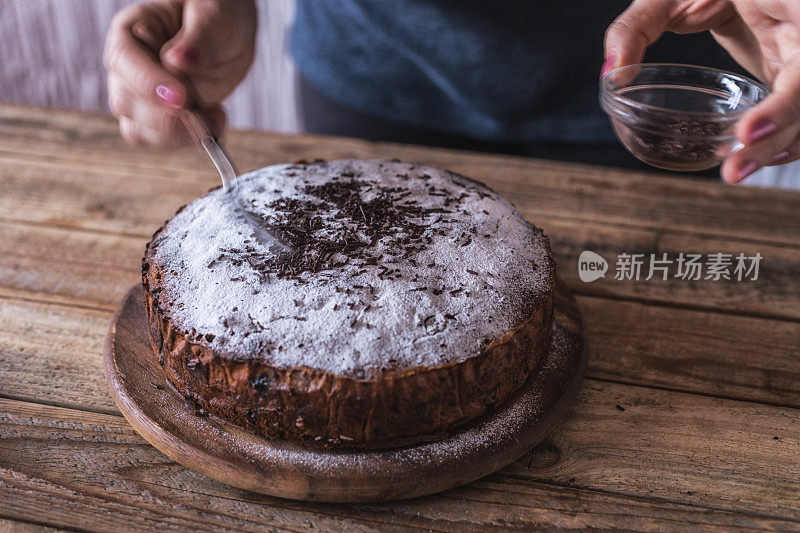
[578,251,608,282]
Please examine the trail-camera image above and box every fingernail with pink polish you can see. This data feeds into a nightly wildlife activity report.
[736,160,759,182]
[770,150,789,164]
[155,85,184,108]
[749,118,777,143]
[600,54,617,78]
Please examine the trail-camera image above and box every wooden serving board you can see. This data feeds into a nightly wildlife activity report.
[104,279,587,502]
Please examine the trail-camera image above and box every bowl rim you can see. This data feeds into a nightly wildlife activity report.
[600,62,770,119]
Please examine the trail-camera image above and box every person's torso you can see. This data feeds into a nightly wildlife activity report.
[290,0,745,144]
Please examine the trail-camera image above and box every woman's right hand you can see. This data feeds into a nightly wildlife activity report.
[603,0,800,184]
[103,0,257,146]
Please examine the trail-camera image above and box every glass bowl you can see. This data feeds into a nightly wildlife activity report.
[600,63,769,171]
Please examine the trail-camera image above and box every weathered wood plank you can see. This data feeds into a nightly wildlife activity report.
[1,278,798,415]
[1,397,798,531]
[581,295,800,408]
[0,156,204,236]
[2,208,800,322]
[0,518,65,533]
[541,217,800,321]
[512,380,800,520]
[0,298,114,414]
[0,221,140,311]
[1,104,799,247]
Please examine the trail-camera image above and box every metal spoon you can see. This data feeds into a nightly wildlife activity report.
[180,110,289,254]
[127,22,288,254]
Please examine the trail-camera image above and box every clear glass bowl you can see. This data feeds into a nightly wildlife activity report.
[600,63,769,171]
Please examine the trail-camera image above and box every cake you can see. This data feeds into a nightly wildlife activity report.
[142,159,555,448]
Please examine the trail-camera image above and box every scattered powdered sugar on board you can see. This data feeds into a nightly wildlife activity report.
[148,159,553,378]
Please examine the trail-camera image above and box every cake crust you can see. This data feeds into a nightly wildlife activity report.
[142,160,555,448]
[143,276,551,448]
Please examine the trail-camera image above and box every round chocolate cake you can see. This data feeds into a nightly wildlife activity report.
[142,159,555,448]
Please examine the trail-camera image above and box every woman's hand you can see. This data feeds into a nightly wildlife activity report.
[603,0,800,183]
[103,0,257,146]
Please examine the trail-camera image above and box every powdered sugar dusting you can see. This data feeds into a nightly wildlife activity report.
[147,160,552,378]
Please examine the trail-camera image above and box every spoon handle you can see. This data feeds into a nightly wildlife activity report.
[180,110,238,190]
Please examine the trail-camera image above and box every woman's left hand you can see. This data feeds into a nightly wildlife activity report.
[604,0,800,183]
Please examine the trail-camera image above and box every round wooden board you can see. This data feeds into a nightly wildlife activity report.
[104,279,587,502]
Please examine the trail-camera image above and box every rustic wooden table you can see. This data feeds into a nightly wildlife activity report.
[0,104,799,531]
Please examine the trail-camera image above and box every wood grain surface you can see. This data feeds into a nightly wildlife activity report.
[1,104,799,531]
